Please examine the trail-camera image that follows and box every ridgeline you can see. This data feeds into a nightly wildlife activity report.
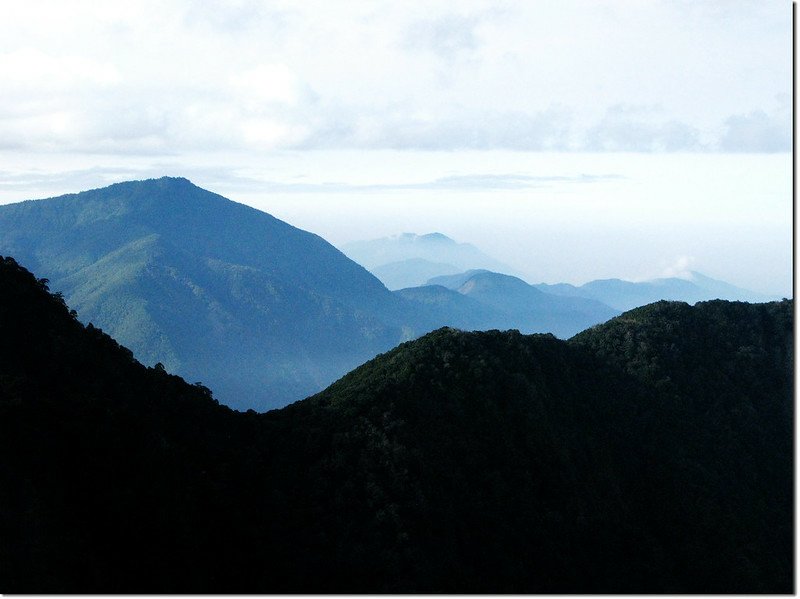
[0,256,792,593]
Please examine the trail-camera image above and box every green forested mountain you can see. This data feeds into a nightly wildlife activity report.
[0,177,415,410]
[0,177,617,410]
[572,299,793,590]
[0,256,791,593]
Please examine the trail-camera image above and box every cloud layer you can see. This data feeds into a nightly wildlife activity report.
[0,0,791,155]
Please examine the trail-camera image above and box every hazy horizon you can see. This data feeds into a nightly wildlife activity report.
[0,149,791,297]
[0,1,792,297]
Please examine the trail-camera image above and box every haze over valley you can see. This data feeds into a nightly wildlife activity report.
[1,252,792,592]
[0,1,791,594]
[1,176,783,411]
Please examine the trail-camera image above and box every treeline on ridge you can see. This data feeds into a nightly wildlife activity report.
[0,255,792,593]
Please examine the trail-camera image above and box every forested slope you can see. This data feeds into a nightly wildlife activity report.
[0,256,792,593]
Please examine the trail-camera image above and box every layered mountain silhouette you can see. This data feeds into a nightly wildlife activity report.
[0,177,417,410]
[0,256,791,593]
[417,269,619,337]
[340,232,519,289]
[0,178,620,410]
[371,257,463,290]
[534,270,780,311]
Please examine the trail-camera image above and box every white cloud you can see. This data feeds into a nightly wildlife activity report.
[229,64,303,106]
[0,48,121,90]
[239,117,306,149]
[660,256,697,280]
[404,12,493,60]
[585,105,703,152]
[719,97,791,152]
[0,0,790,155]
[183,0,289,34]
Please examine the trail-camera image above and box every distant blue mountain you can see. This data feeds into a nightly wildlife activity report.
[340,232,520,287]
[0,178,631,409]
[533,272,781,312]
[371,257,462,290]
[395,284,505,330]
[413,270,619,338]
[427,269,493,289]
[0,177,417,410]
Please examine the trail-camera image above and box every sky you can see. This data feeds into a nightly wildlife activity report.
[0,0,793,295]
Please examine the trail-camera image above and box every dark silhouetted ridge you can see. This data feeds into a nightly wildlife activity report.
[0,178,414,409]
[0,257,791,593]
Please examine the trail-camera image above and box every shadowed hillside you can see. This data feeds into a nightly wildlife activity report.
[0,177,414,409]
[0,177,627,409]
[0,256,792,593]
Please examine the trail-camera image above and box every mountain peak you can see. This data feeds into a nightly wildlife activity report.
[142,175,193,185]
[90,176,197,195]
[0,179,402,410]
[148,175,196,189]
[1,253,792,592]
[341,233,518,280]
[394,232,455,244]
[418,232,453,243]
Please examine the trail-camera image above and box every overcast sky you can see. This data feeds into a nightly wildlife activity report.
[0,0,791,154]
[0,0,793,295]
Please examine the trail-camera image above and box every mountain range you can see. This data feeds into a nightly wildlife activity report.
[0,255,791,593]
[0,177,782,411]
[340,232,780,310]
[533,270,780,311]
[403,270,618,338]
[340,232,520,289]
[0,177,425,410]
[0,178,616,410]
